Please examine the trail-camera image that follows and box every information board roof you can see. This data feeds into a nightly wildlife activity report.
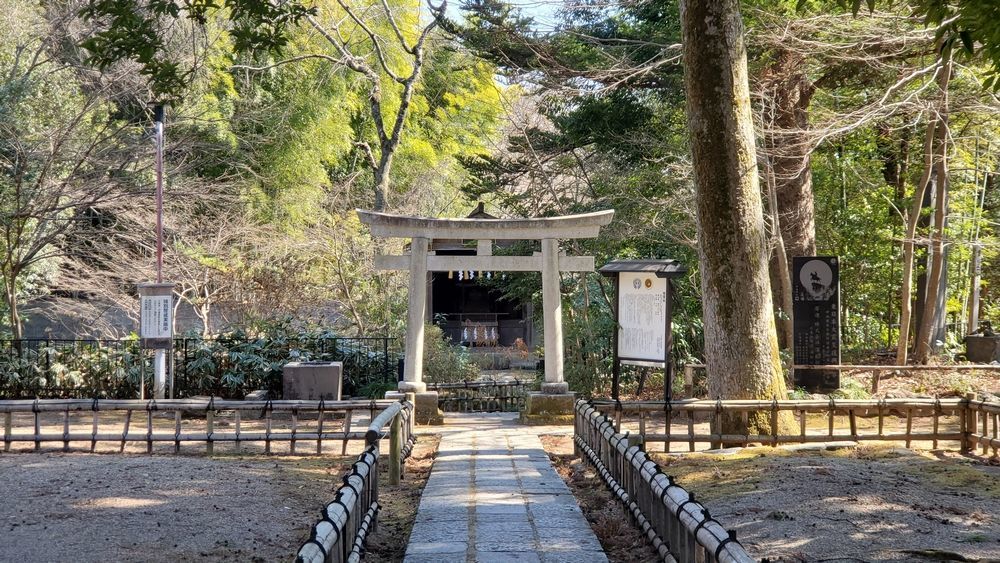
[598,259,687,278]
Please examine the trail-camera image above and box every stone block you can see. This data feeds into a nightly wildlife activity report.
[520,392,575,424]
[414,391,444,425]
[281,361,342,400]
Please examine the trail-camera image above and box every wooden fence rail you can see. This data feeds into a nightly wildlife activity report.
[589,396,999,456]
[682,363,1000,396]
[0,398,406,455]
[575,400,753,563]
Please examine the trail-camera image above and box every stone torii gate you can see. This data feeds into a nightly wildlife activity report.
[357,208,614,422]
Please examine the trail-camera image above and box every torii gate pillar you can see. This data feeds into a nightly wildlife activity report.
[359,208,614,423]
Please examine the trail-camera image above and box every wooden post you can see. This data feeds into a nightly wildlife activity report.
[146,409,153,454]
[63,409,70,452]
[5,411,12,452]
[684,365,694,397]
[234,410,241,454]
[389,412,402,486]
[33,408,40,452]
[120,410,132,453]
[687,409,695,452]
[905,408,914,449]
[174,411,181,454]
[962,393,976,453]
[205,407,214,455]
[871,369,882,394]
[91,410,99,453]
[799,409,806,444]
[342,409,353,455]
[290,409,297,455]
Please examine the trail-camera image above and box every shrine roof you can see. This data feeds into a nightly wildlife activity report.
[356,209,614,240]
[598,259,688,278]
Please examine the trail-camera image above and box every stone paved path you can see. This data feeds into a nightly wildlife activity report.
[404,414,608,563]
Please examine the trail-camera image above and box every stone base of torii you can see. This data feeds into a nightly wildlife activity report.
[359,208,614,423]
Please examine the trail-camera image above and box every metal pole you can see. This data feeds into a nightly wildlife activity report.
[153,105,167,399]
[611,274,620,402]
[154,104,164,284]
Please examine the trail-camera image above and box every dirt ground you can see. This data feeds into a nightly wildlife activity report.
[365,434,440,562]
[0,452,352,562]
[542,434,1000,562]
[540,434,660,563]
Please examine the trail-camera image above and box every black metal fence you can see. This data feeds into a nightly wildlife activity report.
[426,379,531,412]
[296,400,416,563]
[575,400,753,563]
[0,337,401,400]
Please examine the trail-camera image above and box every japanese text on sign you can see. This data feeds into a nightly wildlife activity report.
[140,295,173,339]
[618,272,667,363]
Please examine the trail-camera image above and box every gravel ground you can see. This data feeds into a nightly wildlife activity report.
[542,435,1000,562]
[0,453,349,562]
[655,445,1000,562]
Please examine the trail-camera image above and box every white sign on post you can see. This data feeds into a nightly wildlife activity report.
[617,272,667,365]
[140,295,172,339]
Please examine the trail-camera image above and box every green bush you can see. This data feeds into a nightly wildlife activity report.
[422,324,480,384]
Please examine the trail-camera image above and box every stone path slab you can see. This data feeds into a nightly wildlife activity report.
[405,414,608,563]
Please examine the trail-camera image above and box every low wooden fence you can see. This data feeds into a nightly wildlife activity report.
[591,395,999,454]
[295,401,414,563]
[681,362,1000,397]
[575,400,752,563]
[426,379,529,412]
[0,398,412,455]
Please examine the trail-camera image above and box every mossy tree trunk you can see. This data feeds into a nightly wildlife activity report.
[680,0,791,436]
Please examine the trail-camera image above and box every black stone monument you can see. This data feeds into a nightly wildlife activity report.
[792,256,841,392]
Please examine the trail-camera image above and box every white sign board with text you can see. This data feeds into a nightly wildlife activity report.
[617,272,667,365]
[140,295,173,339]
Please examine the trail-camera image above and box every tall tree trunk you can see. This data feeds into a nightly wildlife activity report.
[763,49,817,350]
[680,0,790,432]
[896,50,952,365]
[4,279,22,340]
[914,77,952,363]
